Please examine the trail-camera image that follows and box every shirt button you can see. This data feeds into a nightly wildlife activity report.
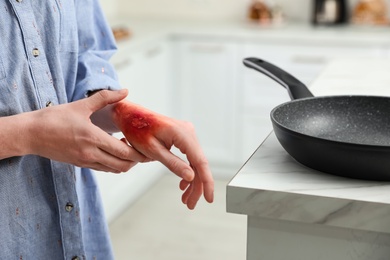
[46,101,53,107]
[16,0,22,2]
[71,257,80,260]
[32,48,40,57]
[65,202,74,212]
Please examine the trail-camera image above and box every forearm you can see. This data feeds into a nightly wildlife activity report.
[0,90,146,172]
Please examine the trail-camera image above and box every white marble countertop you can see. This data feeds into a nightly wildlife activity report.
[227,58,390,234]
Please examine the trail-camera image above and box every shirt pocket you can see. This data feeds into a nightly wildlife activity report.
[55,0,78,53]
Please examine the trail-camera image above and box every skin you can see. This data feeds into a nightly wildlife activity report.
[0,89,214,209]
[0,89,146,173]
[112,101,214,210]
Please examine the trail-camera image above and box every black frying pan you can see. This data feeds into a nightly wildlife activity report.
[243,57,390,181]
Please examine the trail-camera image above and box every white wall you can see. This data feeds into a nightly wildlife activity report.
[115,0,252,21]
[101,0,390,22]
[108,0,379,22]
[113,0,312,21]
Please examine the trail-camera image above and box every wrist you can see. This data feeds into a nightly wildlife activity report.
[18,111,39,156]
[0,112,36,159]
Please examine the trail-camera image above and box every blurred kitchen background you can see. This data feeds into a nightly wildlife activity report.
[94,1,390,259]
[100,0,390,22]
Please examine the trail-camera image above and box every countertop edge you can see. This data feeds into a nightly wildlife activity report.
[226,185,390,233]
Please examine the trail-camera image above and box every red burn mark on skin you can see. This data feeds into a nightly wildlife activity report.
[131,115,150,129]
[121,112,157,144]
[121,111,159,142]
[115,103,163,146]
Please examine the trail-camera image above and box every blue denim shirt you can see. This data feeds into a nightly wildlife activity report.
[0,0,121,259]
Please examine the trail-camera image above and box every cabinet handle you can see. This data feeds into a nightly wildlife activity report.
[114,58,132,70]
[290,55,327,65]
[189,44,224,53]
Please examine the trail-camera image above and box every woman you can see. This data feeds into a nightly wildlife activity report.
[0,0,214,258]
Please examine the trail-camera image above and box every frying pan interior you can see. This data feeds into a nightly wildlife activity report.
[273,96,390,146]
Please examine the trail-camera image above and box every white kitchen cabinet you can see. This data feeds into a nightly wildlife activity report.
[172,37,387,167]
[93,21,390,221]
[173,38,242,170]
[239,66,289,161]
[113,40,173,116]
[243,42,385,87]
[385,46,390,58]
[95,39,172,223]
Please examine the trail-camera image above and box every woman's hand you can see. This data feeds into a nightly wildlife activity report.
[25,89,148,173]
[113,100,214,210]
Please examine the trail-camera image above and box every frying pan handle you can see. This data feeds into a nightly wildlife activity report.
[243,57,314,100]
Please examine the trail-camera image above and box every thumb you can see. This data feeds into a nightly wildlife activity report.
[86,89,128,112]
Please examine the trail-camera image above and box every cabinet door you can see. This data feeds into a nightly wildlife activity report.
[174,38,241,166]
[239,65,289,161]
[113,40,172,116]
[95,41,171,222]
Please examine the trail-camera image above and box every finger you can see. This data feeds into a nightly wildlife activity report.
[83,128,143,172]
[191,162,214,203]
[119,138,155,164]
[181,181,193,205]
[89,164,119,173]
[186,174,204,210]
[85,89,128,113]
[120,138,155,163]
[96,161,137,173]
[153,144,195,182]
[179,179,190,191]
[88,161,136,174]
[96,129,149,163]
[94,148,139,173]
[164,125,214,203]
[174,135,214,203]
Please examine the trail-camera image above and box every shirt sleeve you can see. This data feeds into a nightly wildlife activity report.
[71,0,121,101]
